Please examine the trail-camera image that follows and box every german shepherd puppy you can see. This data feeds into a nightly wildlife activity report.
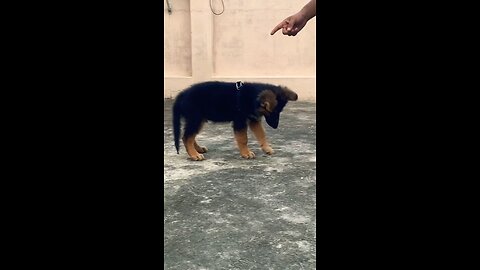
[173,81,298,160]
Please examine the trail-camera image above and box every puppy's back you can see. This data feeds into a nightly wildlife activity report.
[174,81,238,122]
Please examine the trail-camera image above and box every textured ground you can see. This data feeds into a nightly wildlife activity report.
[164,98,316,270]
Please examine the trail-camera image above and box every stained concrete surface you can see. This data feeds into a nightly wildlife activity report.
[164,99,316,269]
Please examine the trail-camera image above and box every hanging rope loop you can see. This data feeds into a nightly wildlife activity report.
[210,0,225,16]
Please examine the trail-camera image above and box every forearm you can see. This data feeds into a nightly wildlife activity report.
[299,0,316,20]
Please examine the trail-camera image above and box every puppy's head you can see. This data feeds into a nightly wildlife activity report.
[258,86,298,129]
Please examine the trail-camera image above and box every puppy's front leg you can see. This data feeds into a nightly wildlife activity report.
[249,120,274,155]
[234,128,255,159]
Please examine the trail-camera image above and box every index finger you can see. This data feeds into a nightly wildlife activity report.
[270,21,286,35]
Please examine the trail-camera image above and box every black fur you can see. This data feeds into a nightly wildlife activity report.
[172,81,296,154]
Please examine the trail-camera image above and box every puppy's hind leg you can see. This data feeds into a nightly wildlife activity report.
[193,121,208,153]
[194,141,208,153]
[182,119,206,161]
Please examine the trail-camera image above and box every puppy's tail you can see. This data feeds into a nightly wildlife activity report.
[173,98,182,154]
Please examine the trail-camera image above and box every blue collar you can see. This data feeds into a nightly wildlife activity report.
[235,81,243,112]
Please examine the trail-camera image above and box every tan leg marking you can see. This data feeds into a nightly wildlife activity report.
[193,121,208,153]
[249,121,274,155]
[182,135,205,161]
[234,129,255,159]
[194,140,208,153]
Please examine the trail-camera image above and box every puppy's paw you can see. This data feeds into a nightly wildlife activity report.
[189,153,205,161]
[240,150,256,159]
[261,146,274,155]
[197,146,208,153]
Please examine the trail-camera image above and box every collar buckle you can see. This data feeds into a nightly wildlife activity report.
[235,81,244,90]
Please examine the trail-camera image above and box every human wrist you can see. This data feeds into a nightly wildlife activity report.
[300,0,316,20]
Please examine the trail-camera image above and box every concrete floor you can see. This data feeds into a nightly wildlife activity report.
[164,98,316,269]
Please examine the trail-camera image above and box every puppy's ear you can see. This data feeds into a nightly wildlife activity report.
[258,90,278,113]
[280,86,298,101]
[261,101,271,112]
